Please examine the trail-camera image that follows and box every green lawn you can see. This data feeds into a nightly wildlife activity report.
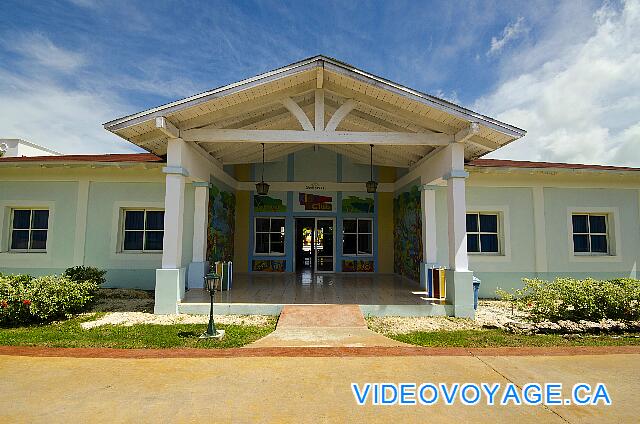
[0,314,277,349]
[387,329,640,348]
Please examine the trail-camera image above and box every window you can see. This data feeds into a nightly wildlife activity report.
[343,218,373,256]
[10,209,49,251]
[122,209,164,252]
[572,214,609,255]
[254,217,285,255]
[466,213,500,254]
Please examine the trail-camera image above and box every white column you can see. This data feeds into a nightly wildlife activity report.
[446,174,469,271]
[419,184,438,290]
[192,184,209,263]
[442,143,474,318]
[155,138,189,314]
[421,185,438,264]
[188,182,210,288]
[161,173,186,269]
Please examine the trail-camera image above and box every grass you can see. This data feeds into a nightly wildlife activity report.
[386,329,640,348]
[0,313,277,349]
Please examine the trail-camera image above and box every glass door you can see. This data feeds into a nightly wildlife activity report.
[314,218,335,272]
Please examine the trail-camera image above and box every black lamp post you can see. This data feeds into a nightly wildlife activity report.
[255,143,270,196]
[366,144,378,193]
[200,270,224,339]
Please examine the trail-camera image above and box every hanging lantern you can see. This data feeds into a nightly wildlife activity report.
[255,143,270,196]
[366,144,378,193]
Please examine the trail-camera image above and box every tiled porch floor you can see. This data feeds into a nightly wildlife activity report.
[183,271,428,305]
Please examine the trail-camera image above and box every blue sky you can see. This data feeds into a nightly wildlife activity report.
[1,0,638,166]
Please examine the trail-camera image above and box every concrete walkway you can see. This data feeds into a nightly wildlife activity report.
[0,351,637,423]
[247,304,408,347]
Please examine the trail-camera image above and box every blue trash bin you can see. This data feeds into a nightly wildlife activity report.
[472,276,481,310]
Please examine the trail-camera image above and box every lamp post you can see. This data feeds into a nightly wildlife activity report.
[200,271,225,339]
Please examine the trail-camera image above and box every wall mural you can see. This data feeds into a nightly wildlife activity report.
[298,193,333,211]
[252,259,286,272]
[254,194,287,212]
[342,259,374,272]
[207,184,235,263]
[393,185,423,281]
[342,194,374,213]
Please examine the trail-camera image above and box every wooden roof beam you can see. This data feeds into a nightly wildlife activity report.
[183,129,453,146]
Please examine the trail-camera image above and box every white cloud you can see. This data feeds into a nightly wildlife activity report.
[488,16,527,56]
[0,68,141,154]
[476,0,640,167]
[8,33,86,72]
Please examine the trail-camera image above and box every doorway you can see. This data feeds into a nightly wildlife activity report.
[295,217,335,273]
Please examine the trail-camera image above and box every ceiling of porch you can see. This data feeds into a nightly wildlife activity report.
[104,56,525,169]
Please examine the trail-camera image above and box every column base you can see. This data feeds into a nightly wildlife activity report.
[187,261,209,289]
[154,268,186,314]
[445,270,475,319]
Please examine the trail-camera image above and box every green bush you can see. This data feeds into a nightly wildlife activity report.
[0,272,102,326]
[499,277,640,322]
[63,266,106,286]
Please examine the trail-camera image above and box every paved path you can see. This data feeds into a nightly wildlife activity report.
[0,350,637,423]
[247,304,407,347]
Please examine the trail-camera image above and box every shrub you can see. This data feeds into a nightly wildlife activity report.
[499,277,640,322]
[0,273,33,286]
[0,273,101,325]
[63,266,107,286]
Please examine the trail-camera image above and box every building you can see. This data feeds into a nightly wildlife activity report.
[0,139,61,158]
[1,56,638,318]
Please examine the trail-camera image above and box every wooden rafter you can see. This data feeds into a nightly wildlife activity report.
[281,97,314,131]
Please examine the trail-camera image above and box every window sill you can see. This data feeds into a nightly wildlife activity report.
[253,253,286,257]
[569,254,622,263]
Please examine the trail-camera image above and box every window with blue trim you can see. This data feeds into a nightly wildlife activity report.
[342,218,372,256]
[254,217,285,255]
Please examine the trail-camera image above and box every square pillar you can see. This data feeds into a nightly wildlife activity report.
[155,138,188,314]
[188,182,210,289]
[419,184,438,290]
[444,168,474,318]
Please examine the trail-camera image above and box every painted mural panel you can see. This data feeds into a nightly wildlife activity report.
[207,184,235,263]
[294,191,336,212]
[342,192,374,213]
[342,259,375,272]
[252,259,286,272]
[393,185,423,281]
[253,192,287,212]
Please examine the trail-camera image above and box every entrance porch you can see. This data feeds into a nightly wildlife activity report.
[104,57,525,318]
[179,272,450,316]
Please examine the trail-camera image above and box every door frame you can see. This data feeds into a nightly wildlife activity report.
[313,217,335,273]
[293,216,336,273]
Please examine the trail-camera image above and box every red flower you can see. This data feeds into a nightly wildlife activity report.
[0,300,7,308]
[22,299,31,306]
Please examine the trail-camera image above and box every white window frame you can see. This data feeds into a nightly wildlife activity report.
[8,208,50,253]
[466,212,502,255]
[254,217,286,256]
[567,207,621,261]
[342,217,373,257]
[570,213,609,256]
[465,206,511,262]
[119,208,165,253]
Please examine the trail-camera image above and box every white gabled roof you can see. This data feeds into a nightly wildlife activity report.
[104,55,526,167]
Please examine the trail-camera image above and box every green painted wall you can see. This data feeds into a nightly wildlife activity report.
[84,182,166,289]
[0,181,78,275]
